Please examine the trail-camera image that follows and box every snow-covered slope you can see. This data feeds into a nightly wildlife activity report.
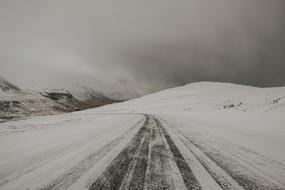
[93,82,285,171]
[0,77,20,93]
[0,82,284,190]
[0,77,118,121]
[96,82,285,113]
[0,89,79,121]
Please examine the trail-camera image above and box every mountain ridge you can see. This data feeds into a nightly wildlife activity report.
[0,77,119,122]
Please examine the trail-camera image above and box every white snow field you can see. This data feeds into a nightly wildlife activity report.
[0,82,285,190]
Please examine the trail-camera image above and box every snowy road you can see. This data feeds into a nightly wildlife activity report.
[158,115,285,190]
[0,112,284,190]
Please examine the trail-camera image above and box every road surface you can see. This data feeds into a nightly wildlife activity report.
[0,113,284,190]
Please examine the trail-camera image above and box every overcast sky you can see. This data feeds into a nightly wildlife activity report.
[1,0,285,98]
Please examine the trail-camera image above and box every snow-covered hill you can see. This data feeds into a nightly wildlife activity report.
[0,77,20,93]
[96,82,285,113]
[0,77,118,122]
[94,82,285,172]
[0,88,80,121]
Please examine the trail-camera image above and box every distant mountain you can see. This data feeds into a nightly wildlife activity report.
[71,87,121,109]
[0,77,20,93]
[0,77,119,122]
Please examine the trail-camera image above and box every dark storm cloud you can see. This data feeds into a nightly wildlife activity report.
[119,0,285,90]
[0,0,285,97]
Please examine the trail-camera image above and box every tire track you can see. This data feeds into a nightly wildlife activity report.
[40,117,146,190]
[44,114,279,190]
[155,118,202,190]
[118,124,151,190]
[89,115,204,190]
[0,117,146,189]
[143,118,177,189]
[89,116,151,190]
[168,121,285,190]
[41,138,121,190]
[173,129,244,190]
